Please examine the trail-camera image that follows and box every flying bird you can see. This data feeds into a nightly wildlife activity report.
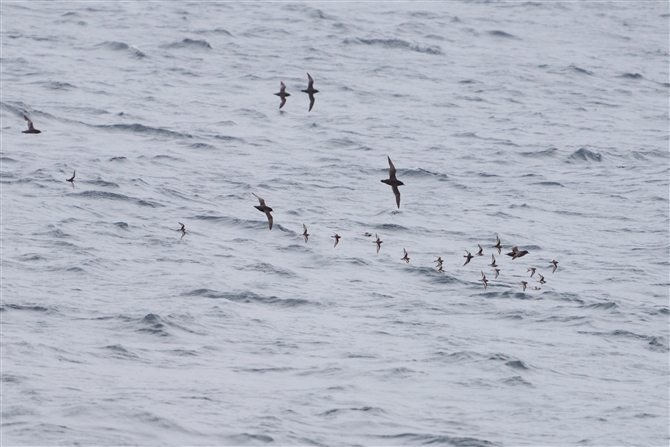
[381,156,404,209]
[66,170,75,188]
[492,268,500,279]
[302,224,309,242]
[437,265,445,273]
[479,271,488,289]
[22,115,41,134]
[435,256,444,266]
[401,248,410,264]
[178,222,186,238]
[520,281,528,292]
[374,234,383,253]
[550,260,558,273]
[252,193,273,230]
[506,246,529,260]
[274,81,290,109]
[493,235,502,254]
[463,250,474,266]
[489,254,498,268]
[538,274,546,285]
[476,244,483,256]
[527,267,536,277]
[363,232,373,237]
[332,233,341,247]
[301,72,319,112]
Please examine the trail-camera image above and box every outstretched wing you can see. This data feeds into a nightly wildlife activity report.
[387,156,397,179]
[392,185,401,208]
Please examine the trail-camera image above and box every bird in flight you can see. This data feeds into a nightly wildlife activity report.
[302,224,309,243]
[332,233,341,247]
[252,193,273,230]
[301,73,319,112]
[66,170,75,188]
[401,248,410,264]
[22,115,41,134]
[274,81,290,109]
[381,156,404,209]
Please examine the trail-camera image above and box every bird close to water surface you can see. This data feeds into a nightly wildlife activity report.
[332,233,341,247]
[302,224,309,242]
[301,73,318,112]
[66,170,75,188]
[479,271,488,289]
[476,244,483,256]
[489,254,498,268]
[374,234,383,253]
[520,281,528,292]
[401,248,410,263]
[550,260,558,273]
[463,251,474,266]
[381,156,404,209]
[528,267,536,277]
[493,235,502,254]
[506,246,529,260]
[252,193,273,230]
[274,81,290,109]
[178,222,186,238]
[22,115,41,134]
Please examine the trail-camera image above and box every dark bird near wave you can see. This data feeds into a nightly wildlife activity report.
[538,274,546,285]
[476,244,483,256]
[463,250,474,266]
[437,265,445,273]
[527,267,536,277]
[178,222,186,238]
[492,268,500,279]
[479,271,488,289]
[363,232,373,237]
[252,193,273,230]
[520,281,528,292]
[493,235,502,255]
[66,170,75,188]
[301,72,318,112]
[381,156,404,208]
[489,254,498,268]
[401,248,410,264]
[22,115,41,134]
[506,246,529,260]
[274,81,290,109]
[550,260,558,273]
[332,233,341,247]
[435,256,444,266]
[374,234,383,253]
[302,224,309,243]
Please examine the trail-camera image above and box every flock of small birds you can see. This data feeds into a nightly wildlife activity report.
[20,72,560,292]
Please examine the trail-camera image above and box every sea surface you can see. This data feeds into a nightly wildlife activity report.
[1,1,668,445]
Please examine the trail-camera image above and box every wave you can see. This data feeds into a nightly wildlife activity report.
[568,148,602,162]
[488,30,518,39]
[343,38,443,55]
[94,123,193,139]
[163,38,212,50]
[76,190,163,208]
[96,41,146,58]
[373,433,497,446]
[183,289,313,307]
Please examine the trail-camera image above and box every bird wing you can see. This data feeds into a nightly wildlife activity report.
[252,193,265,207]
[265,211,273,230]
[308,94,315,111]
[24,115,34,129]
[387,156,397,179]
[392,185,401,208]
[279,97,286,109]
[307,72,313,87]
[280,81,286,91]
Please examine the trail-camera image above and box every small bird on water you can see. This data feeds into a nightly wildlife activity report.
[302,224,309,243]
[274,81,290,109]
[381,156,404,209]
[66,170,75,188]
[506,246,529,260]
[401,248,410,264]
[363,232,373,237]
[463,250,474,266]
[301,73,319,112]
[374,234,383,253]
[252,193,273,230]
[22,115,41,134]
[332,233,341,247]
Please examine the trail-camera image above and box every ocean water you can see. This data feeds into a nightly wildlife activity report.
[1,1,668,445]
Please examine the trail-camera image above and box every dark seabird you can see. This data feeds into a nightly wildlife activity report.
[401,248,410,264]
[332,233,341,247]
[301,72,318,112]
[22,115,41,134]
[435,256,444,266]
[463,250,474,266]
[527,267,536,277]
[550,260,558,273]
[437,265,445,273]
[492,268,500,279]
[479,271,489,289]
[538,274,546,285]
[374,233,382,253]
[66,170,75,188]
[274,81,290,109]
[178,222,186,238]
[533,286,541,291]
[381,156,404,209]
[506,246,529,260]
[302,224,309,243]
[493,235,502,255]
[489,254,498,268]
[520,281,528,292]
[476,244,484,256]
[252,193,273,230]
[363,232,373,237]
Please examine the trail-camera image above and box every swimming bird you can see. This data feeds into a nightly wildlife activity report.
[476,244,484,256]
[538,274,546,285]
[178,222,186,238]
[527,267,536,277]
[479,271,488,289]
[301,72,318,112]
[520,281,528,292]
[66,170,75,188]
[274,81,290,109]
[381,156,404,208]
[302,224,309,242]
[533,286,541,291]
[489,254,498,267]
[252,193,273,230]
[363,232,373,237]
[22,115,41,134]
[550,260,558,273]
[374,234,382,253]
[463,250,474,266]
[401,248,410,264]
[506,246,529,260]
[332,233,341,247]
[493,235,502,254]
[492,268,500,279]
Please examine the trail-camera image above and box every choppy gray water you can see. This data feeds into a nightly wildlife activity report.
[2,1,669,445]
